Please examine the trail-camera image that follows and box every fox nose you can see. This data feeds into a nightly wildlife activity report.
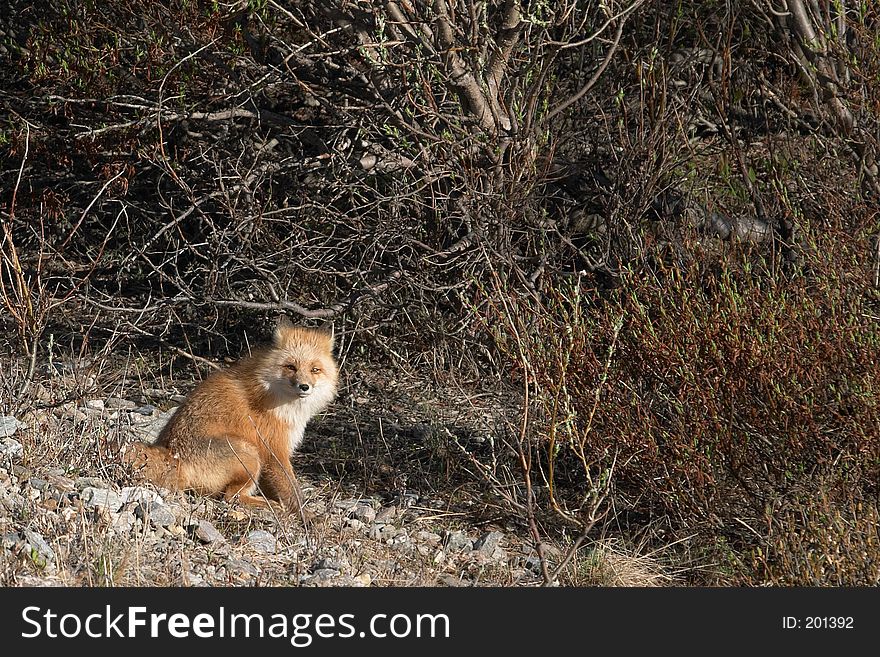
[298,383,311,393]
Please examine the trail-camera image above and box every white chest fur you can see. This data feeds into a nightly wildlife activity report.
[271,402,312,451]
[269,385,335,452]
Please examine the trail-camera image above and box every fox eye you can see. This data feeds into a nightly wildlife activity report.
[283,364,297,372]
[311,367,321,374]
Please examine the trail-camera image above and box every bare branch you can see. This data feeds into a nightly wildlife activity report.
[486,0,523,102]
[543,19,626,124]
[434,0,505,133]
[206,270,404,320]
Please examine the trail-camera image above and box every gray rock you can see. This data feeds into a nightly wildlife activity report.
[28,478,49,491]
[110,511,136,534]
[120,486,164,506]
[301,568,340,586]
[438,574,467,587]
[123,414,156,429]
[443,530,473,552]
[415,530,441,544]
[350,504,376,524]
[473,531,504,555]
[47,359,91,376]
[0,437,23,460]
[151,526,168,540]
[84,399,105,411]
[375,506,398,523]
[398,492,419,507]
[81,487,122,512]
[183,571,206,586]
[333,498,364,511]
[134,502,176,527]
[0,416,22,438]
[12,464,31,479]
[137,408,177,441]
[704,212,772,244]
[46,474,75,492]
[12,575,64,587]
[0,497,17,515]
[133,405,157,416]
[225,558,259,578]
[344,518,365,531]
[105,397,136,410]
[75,477,110,490]
[63,407,90,422]
[312,557,347,573]
[369,525,398,542]
[10,530,55,568]
[732,217,772,243]
[246,529,278,554]
[314,574,370,587]
[1,532,21,550]
[142,388,170,399]
[192,520,225,544]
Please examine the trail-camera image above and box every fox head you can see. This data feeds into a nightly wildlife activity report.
[258,318,338,408]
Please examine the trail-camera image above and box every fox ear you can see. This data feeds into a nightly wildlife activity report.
[274,315,295,344]
[317,321,335,349]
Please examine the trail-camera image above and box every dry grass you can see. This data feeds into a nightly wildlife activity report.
[572,540,677,587]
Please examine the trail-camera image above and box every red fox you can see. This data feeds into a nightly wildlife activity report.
[125,318,338,513]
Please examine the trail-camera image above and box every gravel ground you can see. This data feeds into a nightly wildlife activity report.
[0,362,671,588]
[0,401,550,587]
